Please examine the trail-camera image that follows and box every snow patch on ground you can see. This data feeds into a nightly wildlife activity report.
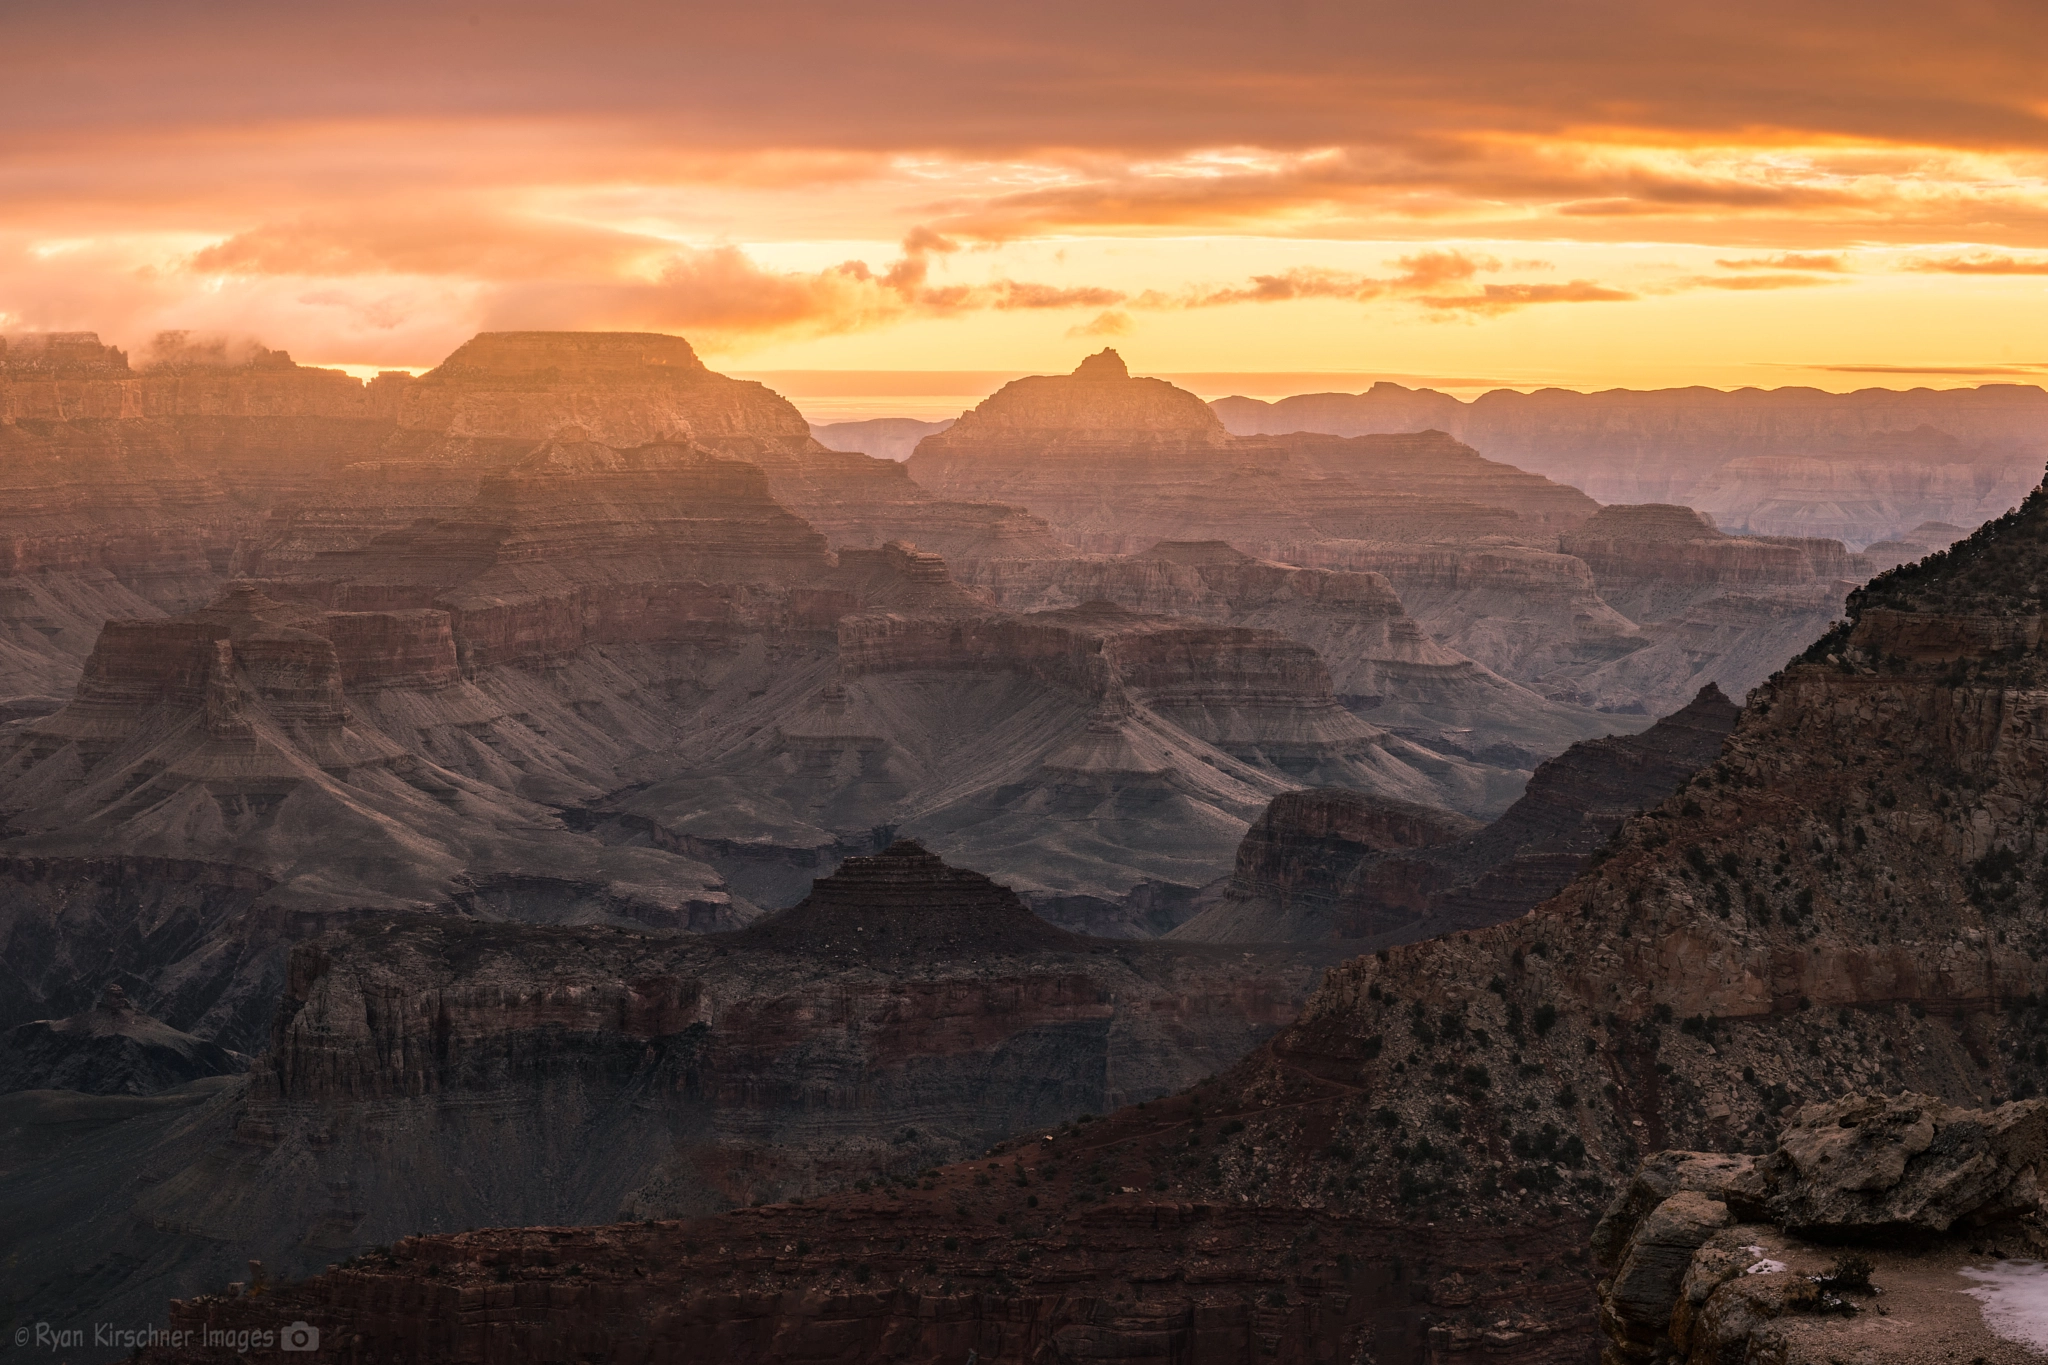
[1960,1261,2048,1352]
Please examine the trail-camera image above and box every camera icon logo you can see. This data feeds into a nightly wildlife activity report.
[280,1321,321,1352]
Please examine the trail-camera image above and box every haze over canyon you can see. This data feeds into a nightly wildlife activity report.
[0,313,2040,1365]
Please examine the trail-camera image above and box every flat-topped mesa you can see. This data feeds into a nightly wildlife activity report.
[43,582,354,746]
[834,599,1345,710]
[0,330,131,377]
[397,330,814,452]
[1560,502,1864,588]
[739,839,1078,954]
[418,330,710,382]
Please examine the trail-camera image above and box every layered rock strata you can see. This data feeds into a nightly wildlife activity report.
[908,351,1598,559]
[0,331,1056,698]
[204,472,2048,1363]
[609,595,1518,919]
[1170,683,1738,946]
[0,579,754,1046]
[960,538,1634,768]
[1213,382,2048,544]
[1532,504,1874,715]
[5,843,1323,1337]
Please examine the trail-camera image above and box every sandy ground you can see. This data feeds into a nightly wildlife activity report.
[1747,1234,2048,1363]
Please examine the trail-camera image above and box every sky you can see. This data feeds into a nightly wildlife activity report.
[3,0,2047,394]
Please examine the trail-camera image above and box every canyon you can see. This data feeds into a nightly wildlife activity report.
[5,329,2033,1363]
[0,842,1324,1336]
[1213,381,2048,547]
[152,467,2048,1363]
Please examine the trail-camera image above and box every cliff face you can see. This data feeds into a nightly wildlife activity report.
[1214,383,2048,546]
[204,478,2048,1364]
[907,354,1595,561]
[1528,504,1873,716]
[608,591,1513,919]
[0,331,1056,699]
[0,580,757,1046]
[959,539,1636,770]
[1171,684,1738,946]
[8,844,1323,1338]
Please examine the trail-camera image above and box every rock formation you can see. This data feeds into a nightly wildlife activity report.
[0,984,245,1096]
[902,353,1884,719]
[0,578,754,1047]
[1214,381,2048,545]
[1540,504,1873,715]
[959,538,1635,769]
[1595,1093,2048,1364]
[1170,683,1738,945]
[191,470,2048,1362]
[810,416,956,462]
[4,842,1323,1338]
[0,331,1058,701]
[907,352,1599,559]
[606,592,1512,919]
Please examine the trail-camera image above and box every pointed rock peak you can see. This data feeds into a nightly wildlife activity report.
[741,840,1079,953]
[96,983,137,1016]
[1073,348,1130,381]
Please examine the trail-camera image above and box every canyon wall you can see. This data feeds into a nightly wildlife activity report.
[1214,382,2048,546]
[172,475,2048,1364]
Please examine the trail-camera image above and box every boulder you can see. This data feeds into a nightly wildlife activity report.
[1759,1092,2048,1238]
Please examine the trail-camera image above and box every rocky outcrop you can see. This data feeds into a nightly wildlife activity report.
[0,580,754,1046]
[960,538,1634,768]
[1594,1094,2048,1365]
[908,353,1597,560]
[1171,683,1738,945]
[1213,381,2048,544]
[225,471,2048,1363]
[1535,504,1872,715]
[1167,788,1481,944]
[11,843,1323,1338]
[0,984,245,1096]
[609,595,1511,917]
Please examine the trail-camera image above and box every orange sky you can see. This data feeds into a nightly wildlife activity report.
[3,0,2046,390]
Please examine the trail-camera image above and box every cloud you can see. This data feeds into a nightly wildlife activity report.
[1903,253,2048,274]
[136,329,284,369]
[1680,272,1843,290]
[1415,281,1637,315]
[1797,362,2048,375]
[1067,310,1133,338]
[1716,252,1849,271]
